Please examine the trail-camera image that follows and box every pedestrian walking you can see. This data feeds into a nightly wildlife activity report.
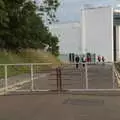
[75,55,80,69]
[97,55,101,63]
[102,56,105,65]
[72,53,75,63]
[82,55,86,67]
[69,53,72,62]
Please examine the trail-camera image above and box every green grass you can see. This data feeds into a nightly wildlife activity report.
[0,49,61,78]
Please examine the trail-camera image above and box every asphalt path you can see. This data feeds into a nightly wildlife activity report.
[0,94,120,120]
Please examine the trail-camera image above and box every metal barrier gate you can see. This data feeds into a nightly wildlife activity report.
[56,62,120,92]
[0,62,120,95]
[59,63,88,90]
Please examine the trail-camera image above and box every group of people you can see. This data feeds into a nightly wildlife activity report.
[68,53,105,69]
[75,55,86,68]
[97,55,105,63]
[74,55,105,69]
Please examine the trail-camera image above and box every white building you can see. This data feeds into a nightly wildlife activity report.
[49,6,120,62]
[81,6,113,62]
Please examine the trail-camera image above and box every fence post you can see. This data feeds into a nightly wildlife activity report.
[31,64,34,91]
[5,65,8,94]
[85,63,88,89]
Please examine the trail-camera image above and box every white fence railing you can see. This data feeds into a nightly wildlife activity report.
[0,63,59,95]
[0,62,119,95]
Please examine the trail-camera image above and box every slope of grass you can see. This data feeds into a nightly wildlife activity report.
[0,49,61,78]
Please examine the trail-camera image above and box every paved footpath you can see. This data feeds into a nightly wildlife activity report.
[61,63,116,89]
[87,64,115,89]
[0,94,120,120]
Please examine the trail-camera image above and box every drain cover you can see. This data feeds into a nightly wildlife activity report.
[63,98,104,106]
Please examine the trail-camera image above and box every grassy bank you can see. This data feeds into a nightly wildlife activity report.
[0,49,61,78]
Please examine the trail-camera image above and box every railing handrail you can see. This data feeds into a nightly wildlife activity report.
[0,63,52,66]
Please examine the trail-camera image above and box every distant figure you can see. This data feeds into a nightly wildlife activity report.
[75,55,80,69]
[82,55,86,67]
[69,53,72,62]
[86,53,91,63]
[97,55,101,63]
[72,53,75,63]
[87,56,91,64]
[102,56,105,64]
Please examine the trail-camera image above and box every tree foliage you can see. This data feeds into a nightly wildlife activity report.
[0,0,60,56]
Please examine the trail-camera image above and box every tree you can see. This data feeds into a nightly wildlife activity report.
[39,0,60,24]
[0,0,60,56]
[0,0,9,48]
[46,33,59,56]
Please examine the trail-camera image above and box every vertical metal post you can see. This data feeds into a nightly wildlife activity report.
[56,68,59,90]
[80,64,82,88]
[85,63,88,89]
[112,63,115,89]
[5,65,8,94]
[31,64,34,91]
[59,67,62,91]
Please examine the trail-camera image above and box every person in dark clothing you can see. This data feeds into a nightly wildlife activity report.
[75,55,80,69]
[69,53,72,62]
[72,53,75,63]
[102,56,105,65]
[82,55,86,67]
[97,55,101,63]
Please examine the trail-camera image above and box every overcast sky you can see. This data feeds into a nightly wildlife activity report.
[56,0,120,22]
[36,0,120,23]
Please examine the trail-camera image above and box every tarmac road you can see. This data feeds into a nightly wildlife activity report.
[0,94,120,120]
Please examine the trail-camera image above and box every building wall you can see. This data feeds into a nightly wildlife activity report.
[81,7,113,62]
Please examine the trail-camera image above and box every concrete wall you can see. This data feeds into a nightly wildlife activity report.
[81,7,113,62]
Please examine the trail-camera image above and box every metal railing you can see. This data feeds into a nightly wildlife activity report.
[0,62,119,95]
[0,63,62,95]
